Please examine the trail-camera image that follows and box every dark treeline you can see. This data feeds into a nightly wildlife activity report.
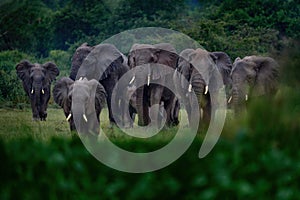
[0,0,299,104]
[1,0,299,56]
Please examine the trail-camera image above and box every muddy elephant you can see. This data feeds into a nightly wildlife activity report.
[69,43,129,126]
[127,43,179,127]
[53,77,106,133]
[16,60,59,120]
[230,55,279,114]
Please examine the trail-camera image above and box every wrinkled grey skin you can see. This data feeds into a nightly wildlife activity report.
[231,55,279,114]
[128,43,179,127]
[16,60,59,120]
[70,43,129,126]
[212,51,233,100]
[53,77,106,132]
[174,48,220,126]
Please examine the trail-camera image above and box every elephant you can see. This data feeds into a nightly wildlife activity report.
[69,43,130,126]
[127,43,179,127]
[230,55,279,114]
[16,60,59,120]
[53,77,107,133]
[174,48,226,127]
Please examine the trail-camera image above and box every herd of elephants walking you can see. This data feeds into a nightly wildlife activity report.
[16,42,280,133]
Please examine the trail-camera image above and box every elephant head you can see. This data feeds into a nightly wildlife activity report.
[128,43,178,81]
[53,77,106,132]
[16,60,59,120]
[230,55,279,113]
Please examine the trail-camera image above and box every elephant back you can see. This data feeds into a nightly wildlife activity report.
[76,43,125,81]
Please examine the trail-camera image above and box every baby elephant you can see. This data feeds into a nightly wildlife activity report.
[53,77,106,133]
[16,60,59,121]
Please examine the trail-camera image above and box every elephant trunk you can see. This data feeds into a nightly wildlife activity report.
[232,86,245,115]
[136,85,150,126]
[30,83,43,120]
[190,73,206,126]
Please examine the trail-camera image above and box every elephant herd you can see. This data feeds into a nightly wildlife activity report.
[16,42,280,133]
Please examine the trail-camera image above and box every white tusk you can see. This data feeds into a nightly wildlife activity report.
[41,89,45,94]
[204,85,208,95]
[188,84,192,92]
[129,75,135,85]
[227,96,232,104]
[79,77,83,81]
[245,94,248,101]
[31,89,34,94]
[66,113,72,121]
[83,114,88,122]
[147,74,150,86]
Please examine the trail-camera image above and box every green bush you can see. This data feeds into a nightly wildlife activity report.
[0,50,35,106]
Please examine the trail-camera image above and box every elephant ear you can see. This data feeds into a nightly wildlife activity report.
[43,62,59,83]
[53,77,74,107]
[251,56,280,96]
[154,43,178,68]
[16,60,34,95]
[212,52,232,86]
[76,44,123,81]
[70,43,94,80]
[16,60,34,82]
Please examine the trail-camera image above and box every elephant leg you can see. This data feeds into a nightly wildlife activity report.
[136,86,150,126]
[170,98,180,126]
[164,99,173,127]
[201,94,211,130]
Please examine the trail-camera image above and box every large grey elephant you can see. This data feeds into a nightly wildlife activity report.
[174,48,228,127]
[16,60,59,120]
[69,43,129,126]
[53,77,106,132]
[230,55,279,113]
[127,43,179,127]
[173,49,217,125]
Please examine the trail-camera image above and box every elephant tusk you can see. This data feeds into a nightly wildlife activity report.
[204,85,208,95]
[83,114,88,122]
[227,96,232,104]
[188,84,192,92]
[129,75,135,85]
[147,74,150,86]
[79,77,83,81]
[245,94,248,101]
[66,113,72,121]
[41,89,45,94]
[31,89,34,94]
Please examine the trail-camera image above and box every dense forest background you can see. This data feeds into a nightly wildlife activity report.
[0,0,299,105]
